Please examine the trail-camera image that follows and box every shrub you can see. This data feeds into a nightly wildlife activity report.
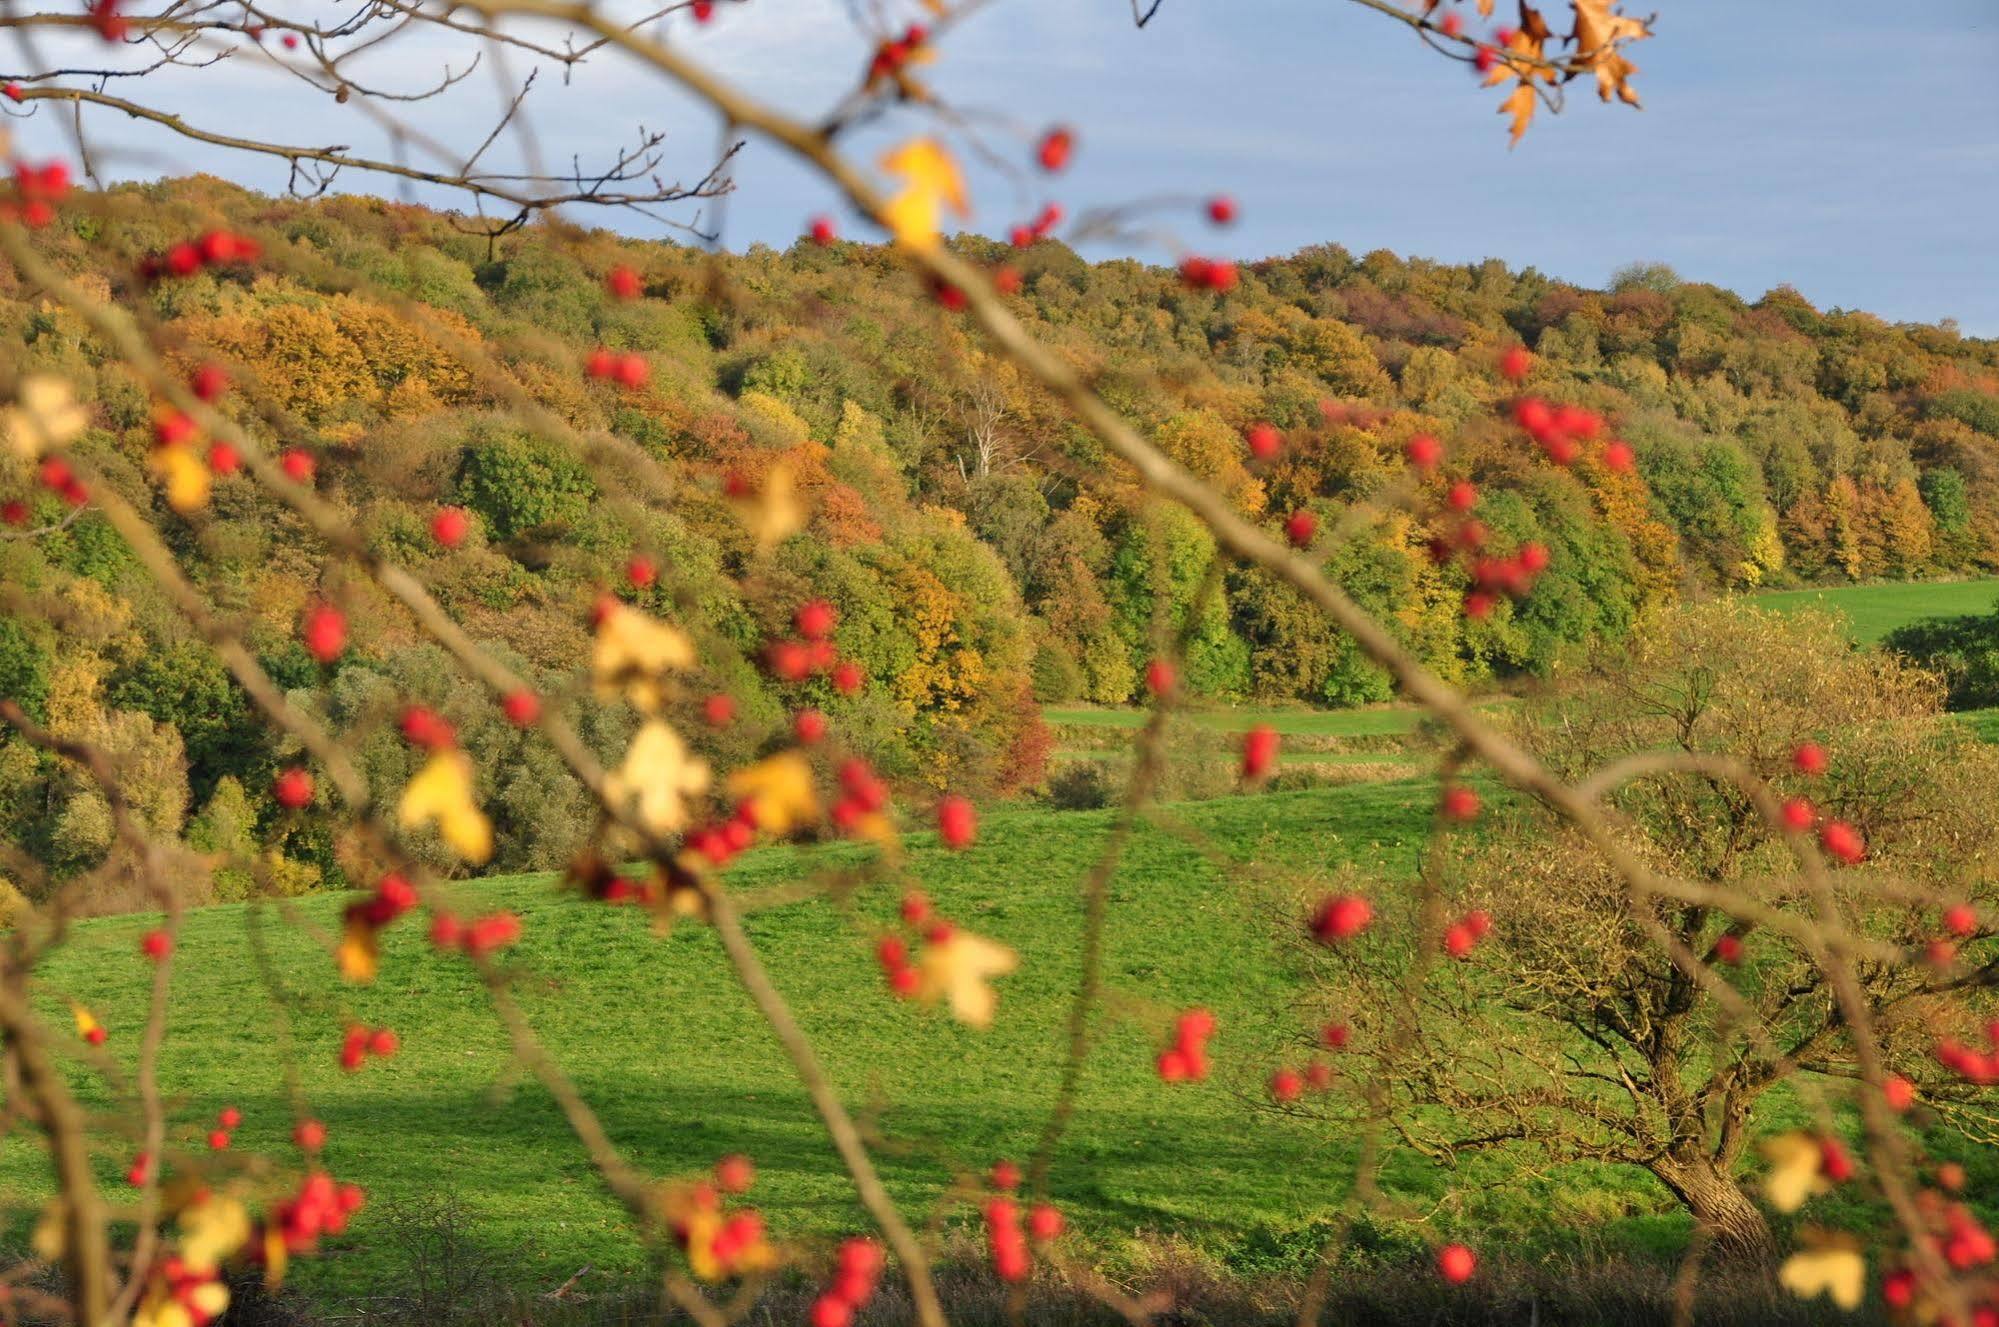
[455,427,597,539]
[1884,609,1999,710]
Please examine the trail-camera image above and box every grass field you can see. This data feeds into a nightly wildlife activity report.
[16,781,1595,1302]
[1042,705,1440,739]
[1755,578,1999,643]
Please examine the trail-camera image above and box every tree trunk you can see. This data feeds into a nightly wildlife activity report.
[1650,1152,1777,1264]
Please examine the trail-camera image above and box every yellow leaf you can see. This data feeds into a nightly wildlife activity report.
[3,375,88,459]
[1779,1233,1865,1310]
[724,751,819,835]
[879,137,968,251]
[148,443,212,512]
[31,1199,67,1261]
[917,929,1019,1028]
[263,1222,290,1289]
[604,720,711,836]
[1567,0,1651,105]
[397,749,493,864]
[593,604,696,714]
[178,1192,250,1273]
[71,1003,100,1040]
[337,913,380,984]
[1760,1132,1830,1213]
[728,462,804,551]
[1499,84,1538,145]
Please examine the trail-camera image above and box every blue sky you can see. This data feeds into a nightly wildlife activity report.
[12,1,1999,332]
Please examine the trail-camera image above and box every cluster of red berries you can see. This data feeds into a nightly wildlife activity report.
[682,801,761,868]
[268,1170,367,1257]
[338,1024,400,1071]
[1415,480,1550,620]
[344,871,419,957]
[1442,908,1493,959]
[429,910,522,957]
[765,600,865,695]
[983,1180,1062,1283]
[138,230,262,283]
[875,891,955,1000]
[1156,1007,1215,1082]
[1934,1022,1999,1086]
[671,1180,769,1278]
[207,1104,243,1151]
[585,347,650,389]
[1010,203,1063,249]
[303,601,347,664]
[865,22,929,89]
[809,1238,884,1327]
[1881,1194,1999,1305]
[1510,396,1605,467]
[3,159,71,229]
[1242,724,1279,779]
[1178,255,1238,293]
[1310,893,1373,944]
[35,455,89,507]
[827,758,891,836]
[1267,1061,1337,1103]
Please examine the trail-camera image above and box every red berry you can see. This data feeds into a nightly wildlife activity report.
[832,661,865,694]
[1446,481,1479,512]
[1780,797,1815,831]
[1310,893,1373,943]
[140,928,172,960]
[1242,724,1279,778]
[692,0,714,19]
[1498,346,1532,381]
[626,555,657,589]
[272,767,313,810]
[1820,820,1865,865]
[1145,658,1177,697]
[217,1105,242,1129]
[279,449,315,483]
[126,1153,152,1186]
[702,693,736,726]
[1517,541,1550,575]
[1438,10,1464,36]
[501,689,541,727]
[1714,933,1744,965]
[84,1024,108,1046]
[613,353,649,389]
[900,891,931,924]
[208,1129,231,1151]
[606,266,643,300]
[2,83,21,103]
[1437,1243,1477,1284]
[1945,903,1978,937]
[1206,195,1237,226]
[1883,1075,1916,1113]
[1157,1048,1191,1082]
[586,347,617,379]
[1269,1068,1304,1102]
[794,709,827,744]
[205,441,240,475]
[302,602,346,663]
[938,796,976,850]
[1404,434,1443,470]
[994,266,1024,296]
[715,1153,754,1193]
[1,501,27,527]
[1321,1021,1351,1050]
[1285,510,1317,547]
[1440,785,1480,823]
[809,215,837,246]
[367,1027,399,1057]
[400,706,456,750]
[1602,440,1636,472]
[990,1159,1020,1191]
[1028,1204,1064,1241]
[1792,742,1829,776]
[429,506,470,548]
[1036,127,1074,172]
[1443,923,1476,959]
[796,599,837,639]
[811,1296,852,1327]
[1246,422,1282,460]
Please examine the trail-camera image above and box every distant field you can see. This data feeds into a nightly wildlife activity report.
[1043,705,1433,738]
[11,781,1554,1300]
[1755,578,1999,643]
